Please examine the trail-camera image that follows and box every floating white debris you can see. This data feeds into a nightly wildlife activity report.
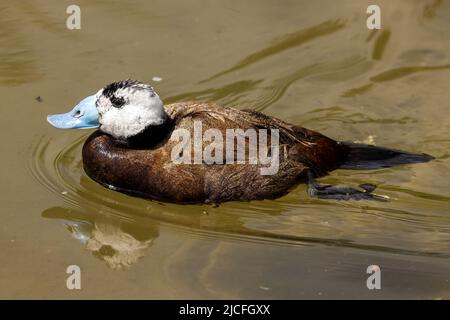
[61,191,68,195]
[152,76,162,82]
[259,286,270,291]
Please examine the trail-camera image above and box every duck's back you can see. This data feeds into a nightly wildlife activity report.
[82,102,348,203]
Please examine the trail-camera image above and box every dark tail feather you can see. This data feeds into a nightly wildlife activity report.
[340,142,434,170]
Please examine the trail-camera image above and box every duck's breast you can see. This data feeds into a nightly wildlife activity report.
[82,130,207,203]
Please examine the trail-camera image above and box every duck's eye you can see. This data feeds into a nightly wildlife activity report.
[110,95,125,108]
[73,110,83,118]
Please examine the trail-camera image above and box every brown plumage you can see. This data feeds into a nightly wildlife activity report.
[82,102,350,203]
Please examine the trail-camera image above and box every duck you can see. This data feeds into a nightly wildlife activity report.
[47,79,433,204]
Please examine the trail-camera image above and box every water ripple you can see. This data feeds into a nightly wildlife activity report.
[29,132,450,261]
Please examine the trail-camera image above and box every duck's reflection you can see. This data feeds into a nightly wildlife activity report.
[42,207,159,270]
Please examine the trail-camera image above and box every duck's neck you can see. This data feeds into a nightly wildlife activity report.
[115,117,175,149]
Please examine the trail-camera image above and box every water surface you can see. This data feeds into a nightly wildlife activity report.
[1,0,450,299]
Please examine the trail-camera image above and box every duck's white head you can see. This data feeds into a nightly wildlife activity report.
[47,79,167,140]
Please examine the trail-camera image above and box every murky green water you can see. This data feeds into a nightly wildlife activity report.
[1,0,450,299]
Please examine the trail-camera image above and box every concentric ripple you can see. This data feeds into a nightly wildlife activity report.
[28,132,450,258]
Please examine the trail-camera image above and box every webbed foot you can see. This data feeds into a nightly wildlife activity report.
[307,172,388,201]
